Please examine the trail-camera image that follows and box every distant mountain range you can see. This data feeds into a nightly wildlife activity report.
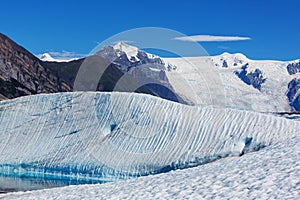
[0,34,152,101]
[37,53,79,62]
[1,33,300,112]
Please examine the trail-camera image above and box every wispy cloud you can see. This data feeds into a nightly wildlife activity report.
[174,35,251,42]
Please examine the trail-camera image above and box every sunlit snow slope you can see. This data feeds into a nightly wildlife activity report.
[0,92,299,182]
[164,54,300,112]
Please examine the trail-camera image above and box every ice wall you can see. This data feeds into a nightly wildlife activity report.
[0,92,298,182]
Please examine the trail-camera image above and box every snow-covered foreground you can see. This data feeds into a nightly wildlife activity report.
[1,136,299,199]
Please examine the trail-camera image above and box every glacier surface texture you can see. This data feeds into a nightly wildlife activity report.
[0,92,299,182]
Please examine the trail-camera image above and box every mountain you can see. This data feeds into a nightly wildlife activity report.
[0,33,72,99]
[96,42,180,103]
[97,42,300,112]
[38,53,57,62]
[0,34,152,100]
[97,42,167,70]
[37,53,80,62]
[0,92,298,183]
[1,34,300,112]
[164,54,300,112]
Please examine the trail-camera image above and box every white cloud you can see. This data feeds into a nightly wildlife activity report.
[174,35,251,42]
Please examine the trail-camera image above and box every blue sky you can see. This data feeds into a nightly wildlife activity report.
[1,0,300,60]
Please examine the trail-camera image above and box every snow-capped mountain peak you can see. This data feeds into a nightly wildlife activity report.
[97,42,167,69]
[111,41,161,62]
[211,52,249,68]
[113,41,139,61]
[220,52,248,60]
[38,53,56,62]
[37,53,80,62]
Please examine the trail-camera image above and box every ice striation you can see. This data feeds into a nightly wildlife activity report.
[0,92,299,183]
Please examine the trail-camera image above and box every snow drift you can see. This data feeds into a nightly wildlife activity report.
[0,92,298,182]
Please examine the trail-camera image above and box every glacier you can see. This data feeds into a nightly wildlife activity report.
[0,92,299,183]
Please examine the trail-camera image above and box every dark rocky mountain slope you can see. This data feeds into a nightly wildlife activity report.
[0,33,71,99]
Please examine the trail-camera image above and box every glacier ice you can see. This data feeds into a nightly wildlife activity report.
[0,92,299,182]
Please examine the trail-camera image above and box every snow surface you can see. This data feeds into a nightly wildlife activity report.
[1,135,299,199]
[0,92,299,182]
[163,54,300,112]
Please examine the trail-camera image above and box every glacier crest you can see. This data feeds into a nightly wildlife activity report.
[0,92,298,182]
